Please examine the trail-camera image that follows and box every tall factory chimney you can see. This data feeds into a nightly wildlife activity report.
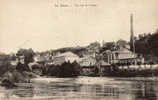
[130,14,135,53]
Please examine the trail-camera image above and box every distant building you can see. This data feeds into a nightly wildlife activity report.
[34,54,47,63]
[34,52,52,64]
[78,56,96,75]
[51,51,61,56]
[52,52,80,66]
[78,56,110,75]
[78,56,96,67]
[85,41,101,57]
[110,48,137,64]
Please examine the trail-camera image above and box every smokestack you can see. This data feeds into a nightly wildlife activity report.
[130,14,135,53]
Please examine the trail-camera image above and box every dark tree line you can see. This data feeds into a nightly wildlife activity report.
[135,29,158,57]
[46,61,81,77]
[0,54,12,76]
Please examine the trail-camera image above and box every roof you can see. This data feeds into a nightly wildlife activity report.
[52,52,79,65]
[112,48,136,59]
[55,51,79,58]
[113,48,133,54]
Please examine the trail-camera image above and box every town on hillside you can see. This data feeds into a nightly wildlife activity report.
[0,29,158,80]
[0,15,158,87]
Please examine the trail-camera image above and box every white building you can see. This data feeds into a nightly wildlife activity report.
[52,52,80,65]
[111,48,137,64]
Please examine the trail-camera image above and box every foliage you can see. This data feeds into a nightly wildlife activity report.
[16,48,35,64]
[46,61,81,77]
[148,30,158,56]
[0,54,12,77]
[100,42,116,53]
[133,29,158,58]
[135,38,150,55]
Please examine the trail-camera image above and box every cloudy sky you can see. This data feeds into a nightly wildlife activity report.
[0,0,158,53]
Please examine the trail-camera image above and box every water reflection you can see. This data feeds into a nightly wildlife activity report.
[132,81,157,100]
[0,77,158,100]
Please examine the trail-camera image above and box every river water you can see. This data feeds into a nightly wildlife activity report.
[0,76,158,100]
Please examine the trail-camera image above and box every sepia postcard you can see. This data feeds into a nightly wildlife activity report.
[0,0,158,100]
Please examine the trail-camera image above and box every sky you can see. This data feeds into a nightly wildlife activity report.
[0,0,158,53]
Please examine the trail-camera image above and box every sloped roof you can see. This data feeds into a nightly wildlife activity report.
[51,52,79,66]
[56,51,79,58]
[113,48,136,59]
[113,48,133,54]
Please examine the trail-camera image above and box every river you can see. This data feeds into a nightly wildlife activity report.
[0,76,158,100]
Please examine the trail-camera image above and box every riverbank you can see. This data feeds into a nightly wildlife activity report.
[0,70,40,87]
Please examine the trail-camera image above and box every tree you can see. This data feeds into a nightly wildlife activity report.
[100,42,116,53]
[148,30,158,56]
[134,30,158,57]
[16,48,35,65]
[0,54,12,76]
[71,61,81,75]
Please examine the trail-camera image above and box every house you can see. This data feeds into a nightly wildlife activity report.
[33,54,47,65]
[51,51,61,56]
[83,41,101,57]
[34,52,53,64]
[111,48,137,64]
[102,46,137,65]
[79,56,96,67]
[52,52,80,66]
[34,54,44,62]
[78,56,96,75]
[87,42,100,53]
